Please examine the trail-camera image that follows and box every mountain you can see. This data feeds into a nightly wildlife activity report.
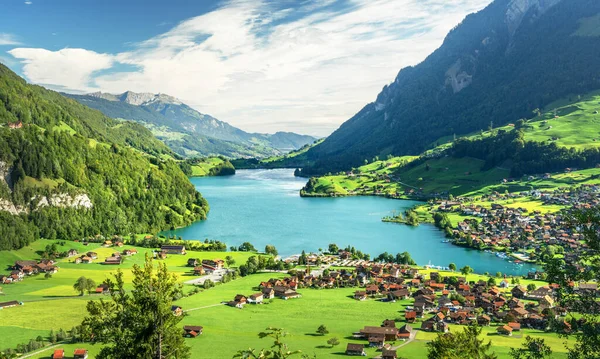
[0,64,209,250]
[302,0,600,175]
[68,92,318,158]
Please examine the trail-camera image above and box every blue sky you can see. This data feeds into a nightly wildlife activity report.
[1,0,491,135]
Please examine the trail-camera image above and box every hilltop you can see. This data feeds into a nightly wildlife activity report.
[68,92,317,158]
[0,64,209,250]
[301,0,600,175]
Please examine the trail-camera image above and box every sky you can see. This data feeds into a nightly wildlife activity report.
[1,0,492,136]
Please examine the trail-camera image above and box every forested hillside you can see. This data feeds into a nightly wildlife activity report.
[0,64,209,250]
[302,0,600,174]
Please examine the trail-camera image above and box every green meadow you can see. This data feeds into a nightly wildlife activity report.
[0,240,572,358]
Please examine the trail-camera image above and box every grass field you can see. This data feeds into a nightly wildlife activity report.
[189,157,230,177]
[0,240,571,358]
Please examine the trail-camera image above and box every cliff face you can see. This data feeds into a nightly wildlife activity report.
[505,0,562,36]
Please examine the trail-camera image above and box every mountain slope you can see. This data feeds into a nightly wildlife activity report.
[302,0,600,174]
[0,64,209,250]
[69,92,318,158]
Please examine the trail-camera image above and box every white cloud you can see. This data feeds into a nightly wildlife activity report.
[0,33,21,46]
[24,1,32,5]
[8,48,114,91]
[8,0,491,135]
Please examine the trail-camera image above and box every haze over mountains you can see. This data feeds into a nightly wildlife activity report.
[301,0,600,175]
[68,91,318,159]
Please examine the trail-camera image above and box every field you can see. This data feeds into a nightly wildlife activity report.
[189,157,230,177]
[0,240,573,359]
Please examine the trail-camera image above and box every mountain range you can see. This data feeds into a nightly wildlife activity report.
[301,0,600,175]
[68,92,317,158]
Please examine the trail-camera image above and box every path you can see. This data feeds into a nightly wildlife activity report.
[183,302,226,313]
[184,269,235,285]
[19,342,63,358]
[372,330,417,358]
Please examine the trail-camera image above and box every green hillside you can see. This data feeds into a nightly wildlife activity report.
[0,64,209,250]
[233,138,324,170]
[303,92,600,197]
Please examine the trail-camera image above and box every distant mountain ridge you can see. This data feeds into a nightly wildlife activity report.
[69,91,317,158]
[302,0,600,174]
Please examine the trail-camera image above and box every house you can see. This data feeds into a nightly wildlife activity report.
[161,245,186,255]
[227,300,244,309]
[193,266,205,275]
[104,255,122,265]
[508,322,521,331]
[360,326,398,342]
[354,291,368,301]
[187,258,200,267]
[367,333,385,348]
[405,311,417,323]
[95,284,109,294]
[248,293,264,304]
[13,260,37,271]
[477,315,491,326]
[382,349,397,359]
[103,241,112,247]
[345,343,366,356]
[171,305,183,316]
[52,349,65,359]
[67,249,78,257]
[234,295,248,304]
[497,325,513,336]
[123,249,137,256]
[397,324,412,339]
[262,287,275,299]
[0,300,21,309]
[73,348,88,359]
[539,295,555,307]
[202,259,223,271]
[183,325,203,337]
[382,319,396,328]
[8,121,23,129]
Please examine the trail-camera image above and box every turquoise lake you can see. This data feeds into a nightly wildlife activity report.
[164,169,537,275]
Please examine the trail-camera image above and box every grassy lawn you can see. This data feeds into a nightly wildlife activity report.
[190,157,228,177]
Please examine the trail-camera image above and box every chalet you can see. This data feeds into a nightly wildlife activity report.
[52,349,65,359]
[388,289,410,301]
[382,319,396,328]
[115,242,124,247]
[497,325,513,336]
[262,287,275,299]
[73,348,88,359]
[405,311,417,323]
[0,300,21,309]
[508,322,521,331]
[161,245,186,255]
[86,252,98,259]
[183,325,203,338]
[103,241,112,247]
[477,315,491,326]
[539,295,555,307]
[354,291,368,301]
[382,349,397,359]
[234,295,248,305]
[95,284,109,294]
[345,343,366,356]
[365,284,380,296]
[104,255,122,265]
[13,260,37,271]
[67,249,78,257]
[187,258,200,267]
[171,305,183,316]
[421,320,435,332]
[202,259,223,271]
[397,324,412,339]
[248,293,264,304]
[227,300,244,309]
[359,326,398,342]
[193,266,205,275]
[122,249,137,256]
[529,286,553,299]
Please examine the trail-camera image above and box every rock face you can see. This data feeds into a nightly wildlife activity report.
[35,193,93,210]
[506,0,562,36]
[88,91,182,106]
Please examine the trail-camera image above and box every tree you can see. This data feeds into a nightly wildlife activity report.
[226,255,236,267]
[527,283,537,292]
[82,254,189,359]
[328,244,339,254]
[427,326,496,359]
[73,276,95,296]
[44,272,52,280]
[238,242,257,252]
[316,325,329,336]
[449,263,456,271]
[487,277,496,286]
[509,336,552,359]
[327,337,340,348]
[460,265,474,276]
[265,245,278,257]
[544,208,600,359]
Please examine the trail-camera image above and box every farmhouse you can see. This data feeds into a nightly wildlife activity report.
[183,325,203,338]
[382,349,398,359]
[161,245,186,255]
[104,255,122,265]
[248,293,264,304]
[345,343,366,356]
[0,300,21,309]
[73,348,89,359]
[52,349,65,359]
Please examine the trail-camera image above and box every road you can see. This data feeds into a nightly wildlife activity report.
[184,268,235,285]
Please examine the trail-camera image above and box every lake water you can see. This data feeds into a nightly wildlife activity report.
[164,169,537,275]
